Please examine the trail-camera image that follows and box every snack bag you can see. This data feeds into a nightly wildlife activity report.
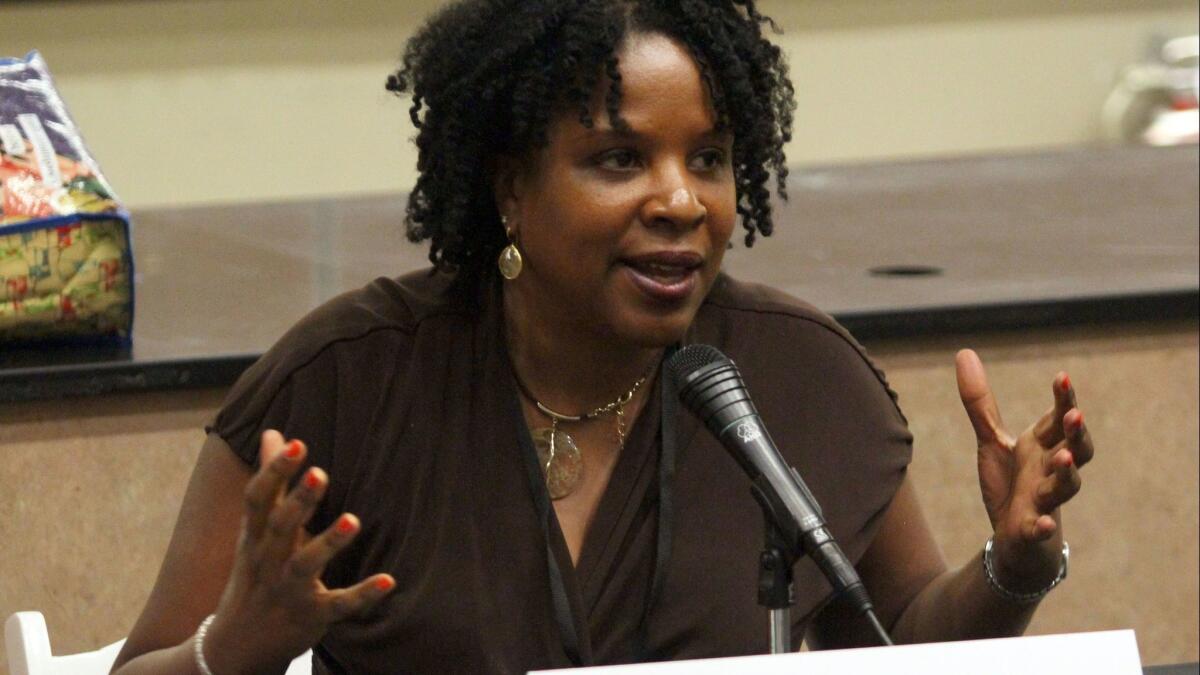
[0,50,133,344]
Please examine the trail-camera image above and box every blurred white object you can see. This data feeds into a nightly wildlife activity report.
[5,611,313,675]
[1101,35,1198,145]
[530,630,1144,674]
[5,612,123,675]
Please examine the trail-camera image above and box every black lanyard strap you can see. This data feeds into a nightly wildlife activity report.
[633,344,679,662]
[512,386,584,665]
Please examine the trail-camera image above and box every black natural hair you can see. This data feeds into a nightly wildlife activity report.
[386,0,796,297]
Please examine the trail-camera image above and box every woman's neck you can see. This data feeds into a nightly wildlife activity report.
[503,286,663,414]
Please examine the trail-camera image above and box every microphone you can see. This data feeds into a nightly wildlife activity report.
[666,344,876,618]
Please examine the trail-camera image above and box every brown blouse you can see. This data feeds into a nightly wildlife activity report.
[209,269,912,674]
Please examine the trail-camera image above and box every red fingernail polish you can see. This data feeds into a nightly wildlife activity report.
[375,576,395,592]
[1060,374,1071,392]
[336,515,357,535]
[284,441,303,460]
[1063,451,1074,467]
[304,471,321,490]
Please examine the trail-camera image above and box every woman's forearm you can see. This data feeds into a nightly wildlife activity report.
[890,550,1040,644]
[111,627,293,675]
[109,640,203,675]
[111,639,290,675]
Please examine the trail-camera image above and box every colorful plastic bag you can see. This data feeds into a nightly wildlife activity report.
[1,50,133,344]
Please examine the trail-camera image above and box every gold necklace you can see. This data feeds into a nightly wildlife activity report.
[514,368,651,500]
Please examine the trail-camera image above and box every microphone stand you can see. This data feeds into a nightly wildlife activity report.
[749,475,895,653]
[758,517,797,654]
[750,479,804,654]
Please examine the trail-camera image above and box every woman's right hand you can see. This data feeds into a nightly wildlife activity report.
[200,430,395,673]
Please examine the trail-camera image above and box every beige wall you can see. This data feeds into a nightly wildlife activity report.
[1,0,1195,208]
[877,321,1200,664]
[1,321,1197,670]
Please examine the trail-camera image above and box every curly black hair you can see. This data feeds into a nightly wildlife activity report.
[386,0,795,297]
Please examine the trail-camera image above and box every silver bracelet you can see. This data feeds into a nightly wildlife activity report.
[983,536,1069,605]
[193,614,217,675]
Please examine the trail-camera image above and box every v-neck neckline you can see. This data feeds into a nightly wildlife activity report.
[570,375,662,601]
[504,357,666,666]
[501,344,664,592]
[495,319,672,659]
[490,278,695,665]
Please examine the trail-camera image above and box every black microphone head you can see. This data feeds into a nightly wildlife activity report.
[666,344,726,390]
[666,344,758,436]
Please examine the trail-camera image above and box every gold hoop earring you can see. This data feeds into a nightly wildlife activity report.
[498,218,523,280]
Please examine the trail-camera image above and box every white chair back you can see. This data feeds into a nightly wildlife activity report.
[5,612,124,675]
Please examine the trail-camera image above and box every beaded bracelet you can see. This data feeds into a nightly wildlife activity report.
[983,536,1069,605]
[193,614,217,675]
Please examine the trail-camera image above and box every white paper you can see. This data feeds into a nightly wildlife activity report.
[529,630,1142,675]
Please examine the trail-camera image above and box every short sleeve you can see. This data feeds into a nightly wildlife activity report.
[740,311,912,554]
[204,276,429,475]
[202,275,436,540]
[697,275,914,561]
[205,340,339,473]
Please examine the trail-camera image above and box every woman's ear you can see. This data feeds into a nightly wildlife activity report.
[492,154,525,229]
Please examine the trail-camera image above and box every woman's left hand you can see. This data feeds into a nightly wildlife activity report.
[956,349,1095,591]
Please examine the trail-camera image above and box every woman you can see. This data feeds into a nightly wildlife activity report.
[111,1,1093,673]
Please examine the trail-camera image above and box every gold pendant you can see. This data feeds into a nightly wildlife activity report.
[497,243,523,280]
[531,427,582,500]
